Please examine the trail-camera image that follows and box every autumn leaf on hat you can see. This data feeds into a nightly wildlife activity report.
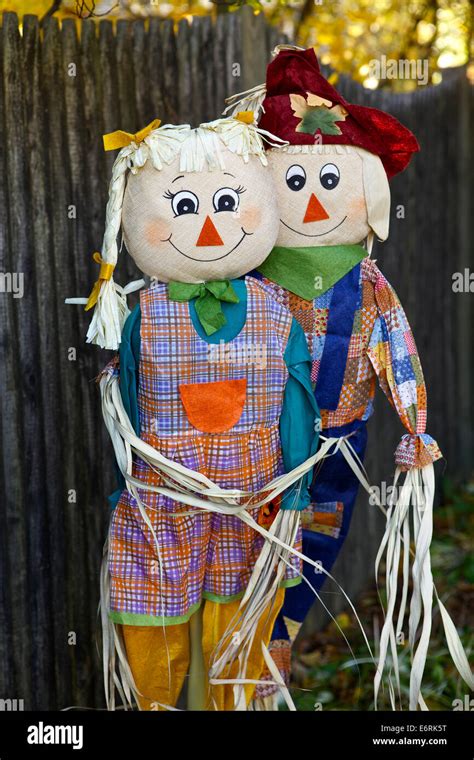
[290,93,347,136]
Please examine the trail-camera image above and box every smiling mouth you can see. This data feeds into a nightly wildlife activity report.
[163,228,251,261]
[280,216,347,238]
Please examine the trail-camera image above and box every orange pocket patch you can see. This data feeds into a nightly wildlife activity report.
[179,378,247,433]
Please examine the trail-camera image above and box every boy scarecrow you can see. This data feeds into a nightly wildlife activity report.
[226,47,472,710]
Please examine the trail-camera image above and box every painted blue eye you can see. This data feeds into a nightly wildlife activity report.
[320,163,340,190]
[286,164,306,191]
[213,187,240,213]
[172,190,199,216]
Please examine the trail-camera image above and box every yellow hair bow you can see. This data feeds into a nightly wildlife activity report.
[235,111,255,124]
[102,118,162,151]
[85,252,115,311]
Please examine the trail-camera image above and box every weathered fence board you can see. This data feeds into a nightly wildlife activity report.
[0,8,471,709]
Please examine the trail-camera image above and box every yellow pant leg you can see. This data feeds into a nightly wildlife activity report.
[121,623,190,711]
[202,588,285,711]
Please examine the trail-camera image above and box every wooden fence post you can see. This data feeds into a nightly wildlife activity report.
[240,5,270,90]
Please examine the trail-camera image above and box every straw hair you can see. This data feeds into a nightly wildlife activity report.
[222,46,304,121]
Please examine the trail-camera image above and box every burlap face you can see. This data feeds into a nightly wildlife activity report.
[268,146,389,247]
[121,150,279,283]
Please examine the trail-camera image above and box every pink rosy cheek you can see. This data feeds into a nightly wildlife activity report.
[239,205,262,232]
[144,218,172,245]
[347,196,367,217]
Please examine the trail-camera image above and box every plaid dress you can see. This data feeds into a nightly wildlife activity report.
[109,278,302,625]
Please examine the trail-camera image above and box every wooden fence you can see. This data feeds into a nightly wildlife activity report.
[0,8,471,709]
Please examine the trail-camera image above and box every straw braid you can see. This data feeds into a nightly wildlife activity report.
[86,150,131,350]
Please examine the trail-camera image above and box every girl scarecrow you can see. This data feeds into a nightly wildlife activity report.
[69,115,341,711]
[226,47,473,710]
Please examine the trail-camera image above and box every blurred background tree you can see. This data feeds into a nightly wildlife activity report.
[0,0,471,89]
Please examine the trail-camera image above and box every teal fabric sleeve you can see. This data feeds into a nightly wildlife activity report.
[120,303,141,436]
[108,304,142,510]
[280,318,320,510]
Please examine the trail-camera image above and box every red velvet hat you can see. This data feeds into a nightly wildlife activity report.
[258,47,419,179]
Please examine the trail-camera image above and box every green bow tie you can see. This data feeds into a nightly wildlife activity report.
[168,279,239,335]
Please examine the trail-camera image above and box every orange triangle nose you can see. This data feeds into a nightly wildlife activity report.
[196,216,224,246]
[303,193,330,223]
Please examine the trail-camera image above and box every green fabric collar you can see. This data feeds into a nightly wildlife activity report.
[257,244,367,301]
[168,279,239,336]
